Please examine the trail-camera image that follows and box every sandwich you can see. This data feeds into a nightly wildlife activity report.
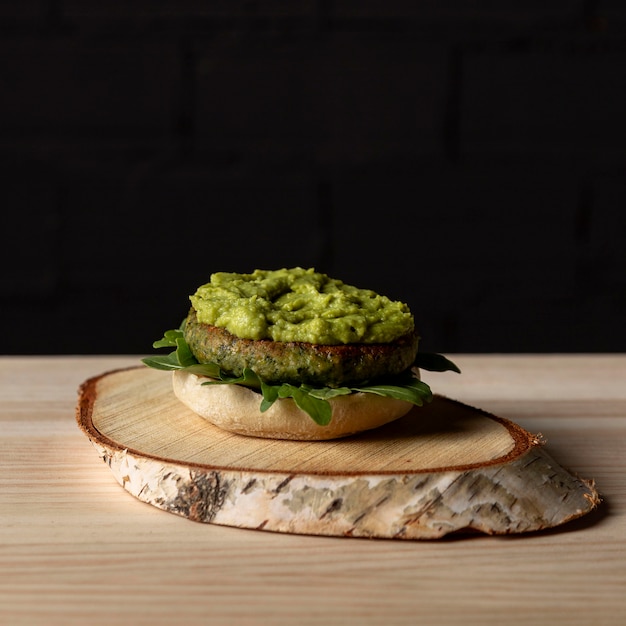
[142,267,459,440]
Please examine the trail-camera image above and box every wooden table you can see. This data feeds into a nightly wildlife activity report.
[1,355,625,625]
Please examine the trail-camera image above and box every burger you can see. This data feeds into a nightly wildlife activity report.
[142,267,459,440]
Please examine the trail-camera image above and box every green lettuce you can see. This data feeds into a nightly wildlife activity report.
[142,327,459,426]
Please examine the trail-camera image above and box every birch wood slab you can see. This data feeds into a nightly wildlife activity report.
[76,367,600,539]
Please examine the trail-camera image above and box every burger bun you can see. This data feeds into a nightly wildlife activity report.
[172,370,414,440]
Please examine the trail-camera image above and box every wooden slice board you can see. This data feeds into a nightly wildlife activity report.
[76,367,600,539]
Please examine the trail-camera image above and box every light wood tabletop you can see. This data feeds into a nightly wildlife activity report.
[1,355,624,626]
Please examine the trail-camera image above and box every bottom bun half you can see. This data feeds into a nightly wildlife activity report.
[171,370,414,440]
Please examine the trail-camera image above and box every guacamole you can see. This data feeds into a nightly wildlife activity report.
[189,268,414,345]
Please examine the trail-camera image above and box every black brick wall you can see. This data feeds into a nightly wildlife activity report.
[2,2,625,354]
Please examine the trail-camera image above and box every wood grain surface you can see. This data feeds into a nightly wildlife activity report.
[1,355,625,625]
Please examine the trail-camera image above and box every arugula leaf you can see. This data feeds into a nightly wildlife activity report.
[276,384,333,426]
[141,353,184,371]
[352,378,432,406]
[142,328,456,425]
[200,367,262,389]
[259,382,280,412]
[414,352,461,374]
[175,336,198,367]
[152,328,184,349]
[183,362,223,378]
[305,386,353,401]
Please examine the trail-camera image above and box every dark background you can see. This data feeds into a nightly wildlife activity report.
[2,2,625,356]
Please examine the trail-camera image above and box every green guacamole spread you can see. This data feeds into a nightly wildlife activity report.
[189,267,414,345]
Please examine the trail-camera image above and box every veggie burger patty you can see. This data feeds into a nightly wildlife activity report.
[184,308,420,387]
